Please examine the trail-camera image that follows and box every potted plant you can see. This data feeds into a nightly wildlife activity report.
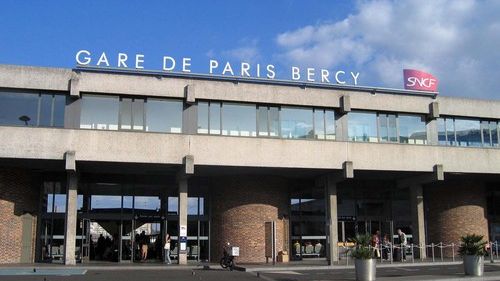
[458,234,487,276]
[349,234,376,281]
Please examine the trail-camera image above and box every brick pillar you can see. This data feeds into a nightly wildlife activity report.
[210,176,289,263]
[426,180,489,257]
[0,169,39,264]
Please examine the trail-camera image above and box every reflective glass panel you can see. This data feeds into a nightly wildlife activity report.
[325,110,335,140]
[120,98,132,130]
[197,102,209,134]
[388,114,397,142]
[39,94,53,127]
[269,107,280,137]
[314,109,325,139]
[437,118,447,145]
[399,115,427,144]
[492,122,499,147]
[209,102,221,134]
[481,121,492,147]
[455,119,481,147]
[132,99,144,130]
[281,107,313,139]
[91,195,121,210]
[0,91,39,126]
[80,95,119,130]
[446,118,455,145]
[348,111,378,142]
[146,99,183,133]
[53,94,66,127]
[221,103,256,137]
[257,106,269,136]
[134,196,161,211]
[168,197,178,215]
[379,114,388,142]
[188,197,198,215]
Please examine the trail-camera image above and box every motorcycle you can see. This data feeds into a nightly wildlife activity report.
[220,243,235,270]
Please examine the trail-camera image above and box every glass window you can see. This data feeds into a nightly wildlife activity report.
[379,114,388,142]
[39,94,53,127]
[197,102,209,134]
[146,99,183,133]
[209,102,221,134]
[0,91,39,126]
[221,103,256,137]
[188,197,199,215]
[388,114,397,142]
[134,196,161,211]
[399,115,427,144]
[91,195,122,210]
[314,109,325,139]
[492,122,499,147]
[446,118,455,145]
[120,98,132,130]
[379,113,397,142]
[53,94,66,127]
[257,106,269,137]
[281,107,314,139]
[455,119,481,147]
[132,99,144,130]
[80,95,119,130]
[481,121,492,147]
[348,111,378,142]
[325,110,335,140]
[269,107,280,137]
[199,197,205,216]
[168,197,178,215]
[438,118,447,145]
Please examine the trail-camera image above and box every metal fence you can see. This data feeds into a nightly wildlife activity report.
[338,241,500,265]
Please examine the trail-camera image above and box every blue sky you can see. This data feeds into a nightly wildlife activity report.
[0,1,499,99]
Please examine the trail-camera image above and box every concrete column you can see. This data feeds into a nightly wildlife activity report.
[325,175,339,264]
[63,171,78,265]
[427,119,439,145]
[336,114,349,141]
[410,184,426,259]
[177,178,188,265]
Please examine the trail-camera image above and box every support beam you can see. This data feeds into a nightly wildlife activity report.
[63,171,78,265]
[176,155,194,265]
[410,184,426,259]
[69,72,80,98]
[325,175,339,264]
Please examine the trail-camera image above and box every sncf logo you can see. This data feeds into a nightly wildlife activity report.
[403,69,438,92]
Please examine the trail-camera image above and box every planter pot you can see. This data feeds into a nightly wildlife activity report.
[355,259,376,281]
[463,255,484,276]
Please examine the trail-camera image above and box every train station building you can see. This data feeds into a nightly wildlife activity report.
[0,64,499,265]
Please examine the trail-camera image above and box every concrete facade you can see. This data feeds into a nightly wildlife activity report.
[0,64,499,264]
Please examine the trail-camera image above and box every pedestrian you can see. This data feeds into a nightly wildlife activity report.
[372,230,381,258]
[382,234,392,261]
[164,233,172,264]
[139,231,148,261]
[397,229,407,261]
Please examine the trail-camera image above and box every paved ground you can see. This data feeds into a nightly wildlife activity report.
[258,263,500,281]
[0,263,499,281]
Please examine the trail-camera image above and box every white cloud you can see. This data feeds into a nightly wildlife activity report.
[275,0,500,99]
[209,38,261,63]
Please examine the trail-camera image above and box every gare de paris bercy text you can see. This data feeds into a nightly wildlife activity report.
[75,50,361,85]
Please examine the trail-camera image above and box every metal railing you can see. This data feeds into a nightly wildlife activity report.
[337,241,500,266]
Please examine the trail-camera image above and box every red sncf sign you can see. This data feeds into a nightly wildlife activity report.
[403,69,438,92]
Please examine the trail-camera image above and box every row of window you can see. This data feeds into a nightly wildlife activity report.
[197,101,336,140]
[0,90,65,127]
[1,91,499,148]
[438,118,499,147]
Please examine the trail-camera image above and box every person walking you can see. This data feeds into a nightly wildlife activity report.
[397,229,407,261]
[164,233,172,264]
[372,230,381,258]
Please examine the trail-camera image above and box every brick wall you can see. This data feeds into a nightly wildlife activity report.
[210,175,289,263]
[0,169,39,263]
[425,180,489,257]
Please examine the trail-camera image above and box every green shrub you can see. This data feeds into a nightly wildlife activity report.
[349,234,374,260]
[458,234,487,257]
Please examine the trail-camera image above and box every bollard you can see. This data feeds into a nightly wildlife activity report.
[411,244,414,263]
[440,243,443,262]
[390,244,393,264]
[451,243,455,262]
[431,243,435,262]
[490,242,494,263]
[380,245,383,263]
[496,241,499,259]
